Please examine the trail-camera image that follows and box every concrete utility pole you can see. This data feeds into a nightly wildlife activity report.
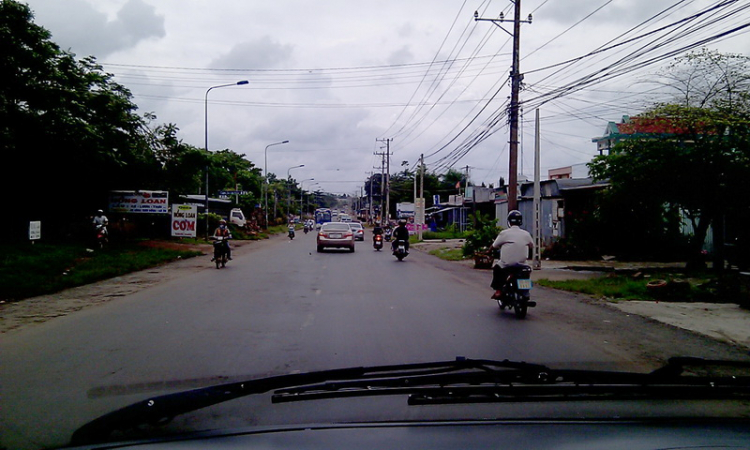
[375,138,392,226]
[475,2,532,212]
[418,153,425,241]
[533,109,542,270]
[374,152,386,224]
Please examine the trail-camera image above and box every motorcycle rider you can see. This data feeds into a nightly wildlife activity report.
[92,209,109,237]
[490,210,533,300]
[391,219,410,252]
[288,222,295,238]
[92,209,108,228]
[212,219,232,260]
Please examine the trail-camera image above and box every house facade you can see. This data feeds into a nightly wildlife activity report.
[494,178,608,249]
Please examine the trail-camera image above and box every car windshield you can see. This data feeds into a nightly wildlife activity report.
[3,1,750,449]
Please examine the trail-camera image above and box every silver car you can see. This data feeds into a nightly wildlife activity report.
[317,222,355,252]
[349,222,364,241]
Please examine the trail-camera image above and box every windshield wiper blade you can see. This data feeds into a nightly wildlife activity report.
[271,360,750,405]
[71,358,546,445]
[70,357,750,446]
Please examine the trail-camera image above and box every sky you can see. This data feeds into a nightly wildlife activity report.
[22,0,750,195]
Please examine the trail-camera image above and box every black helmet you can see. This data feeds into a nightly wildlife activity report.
[507,210,522,227]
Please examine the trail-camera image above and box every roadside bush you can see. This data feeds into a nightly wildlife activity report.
[462,212,501,257]
[422,224,466,240]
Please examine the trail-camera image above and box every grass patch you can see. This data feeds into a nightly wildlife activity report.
[0,241,202,301]
[536,272,723,302]
[428,247,467,261]
[422,230,467,240]
[537,277,648,300]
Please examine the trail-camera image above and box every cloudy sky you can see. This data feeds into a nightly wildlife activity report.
[23,0,750,194]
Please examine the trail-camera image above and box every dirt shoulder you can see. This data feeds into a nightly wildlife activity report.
[0,236,281,335]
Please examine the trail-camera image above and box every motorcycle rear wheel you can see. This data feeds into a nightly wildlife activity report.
[514,294,528,319]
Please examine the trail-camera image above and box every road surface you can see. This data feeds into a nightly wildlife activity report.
[1,232,746,449]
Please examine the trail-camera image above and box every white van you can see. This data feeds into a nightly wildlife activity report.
[229,208,247,227]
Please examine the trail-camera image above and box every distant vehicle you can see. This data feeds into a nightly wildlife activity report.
[229,208,246,227]
[315,208,332,227]
[340,214,352,223]
[317,222,354,253]
[349,222,364,241]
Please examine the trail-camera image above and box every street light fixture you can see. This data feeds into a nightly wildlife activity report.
[264,140,290,228]
[203,80,248,237]
[287,165,304,221]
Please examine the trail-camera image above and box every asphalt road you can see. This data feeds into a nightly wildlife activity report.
[2,231,747,449]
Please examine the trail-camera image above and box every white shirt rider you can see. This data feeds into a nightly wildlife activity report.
[491,224,533,268]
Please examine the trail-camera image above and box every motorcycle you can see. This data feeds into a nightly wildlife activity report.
[384,229,392,242]
[303,225,309,234]
[497,264,536,319]
[392,239,408,261]
[373,234,383,251]
[288,228,295,240]
[211,236,230,269]
[94,224,108,249]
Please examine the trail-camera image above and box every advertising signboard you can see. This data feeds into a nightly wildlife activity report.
[29,221,41,241]
[396,202,415,218]
[109,191,169,214]
[171,204,197,238]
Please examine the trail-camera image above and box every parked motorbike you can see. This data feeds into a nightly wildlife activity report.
[95,224,108,249]
[212,236,230,269]
[497,264,536,319]
[392,239,408,261]
[373,234,383,251]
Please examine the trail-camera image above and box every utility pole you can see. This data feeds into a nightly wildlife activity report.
[365,171,373,224]
[475,2,532,212]
[373,152,386,224]
[533,109,542,270]
[375,138,392,226]
[464,165,470,232]
[417,153,425,241]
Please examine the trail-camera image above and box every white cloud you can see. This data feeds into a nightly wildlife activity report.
[210,37,294,69]
[21,0,750,190]
[29,0,164,57]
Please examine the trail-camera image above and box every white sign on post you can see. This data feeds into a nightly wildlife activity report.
[29,221,41,241]
[171,204,197,238]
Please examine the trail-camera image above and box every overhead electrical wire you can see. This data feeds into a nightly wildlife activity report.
[428,0,750,171]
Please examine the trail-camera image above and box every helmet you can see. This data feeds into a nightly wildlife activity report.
[398,219,407,226]
[507,210,523,227]
[219,219,227,225]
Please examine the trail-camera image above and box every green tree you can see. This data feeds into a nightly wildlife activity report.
[1,0,156,239]
[150,122,208,196]
[588,50,750,263]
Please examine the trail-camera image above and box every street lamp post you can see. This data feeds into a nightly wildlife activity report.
[299,178,314,218]
[287,165,304,221]
[264,140,289,227]
[307,183,319,217]
[204,80,248,237]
